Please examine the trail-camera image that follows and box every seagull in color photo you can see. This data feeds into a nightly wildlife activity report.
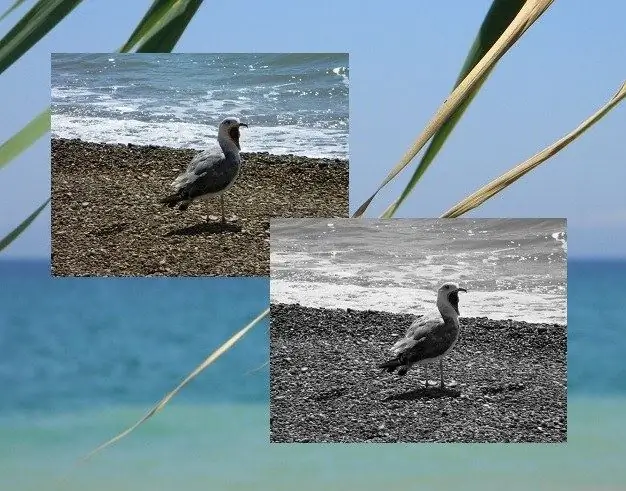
[160,117,248,225]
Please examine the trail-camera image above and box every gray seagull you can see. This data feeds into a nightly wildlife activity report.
[378,283,467,389]
[160,117,248,224]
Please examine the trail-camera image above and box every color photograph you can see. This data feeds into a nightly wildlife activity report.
[50,53,349,276]
[270,218,567,443]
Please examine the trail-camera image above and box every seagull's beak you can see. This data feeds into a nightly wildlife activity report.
[238,122,248,128]
[457,287,467,293]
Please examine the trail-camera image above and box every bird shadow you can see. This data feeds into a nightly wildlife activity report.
[383,386,461,402]
[91,222,129,236]
[165,221,242,236]
[311,387,349,401]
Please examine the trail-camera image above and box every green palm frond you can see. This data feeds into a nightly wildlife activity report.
[353,0,555,218]
[0,198,50,252]
[0,0,203,251]
[0,108,49,171]
[121,0,203,53]
[381,0,527,218]
[0,0,83,76]
[0,0,29,22]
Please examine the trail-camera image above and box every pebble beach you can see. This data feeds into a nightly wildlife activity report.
[270,303,567,443]
[51,138,348,276]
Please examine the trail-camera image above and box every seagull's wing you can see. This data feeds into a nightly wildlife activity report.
[390,312,441,355]
[189,148,221,172]
[173,149,241,199]
[170,150,224,191]
[403,311,442,339]
[389,311,458,364]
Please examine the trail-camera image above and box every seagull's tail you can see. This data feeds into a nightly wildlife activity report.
[378,357,403,373]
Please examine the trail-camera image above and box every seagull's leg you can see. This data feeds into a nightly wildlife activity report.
[439,358,445,389]
[424,365,429,388]
[220,195,226,224]
[206,200,210,222]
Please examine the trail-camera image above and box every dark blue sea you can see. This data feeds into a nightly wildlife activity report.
[1,260,625,490]
[51,53,349,159]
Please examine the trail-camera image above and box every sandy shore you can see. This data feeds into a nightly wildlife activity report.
[270,303,567,443]
[51,138,348,276]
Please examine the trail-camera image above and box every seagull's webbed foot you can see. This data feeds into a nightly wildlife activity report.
[439,358,445,389]
[220,195,226,228]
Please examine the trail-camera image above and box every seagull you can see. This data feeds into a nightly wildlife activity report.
[378,283,467,389]
[160,117,248,225]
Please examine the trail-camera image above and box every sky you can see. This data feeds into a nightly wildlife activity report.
[0,0,624,258]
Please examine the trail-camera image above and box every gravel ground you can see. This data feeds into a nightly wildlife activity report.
[51,138,348,276]
[270,303,567,443]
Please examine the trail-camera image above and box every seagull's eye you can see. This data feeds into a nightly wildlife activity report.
[445,285,450,289]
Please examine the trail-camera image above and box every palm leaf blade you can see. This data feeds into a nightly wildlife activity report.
[0,1,203,253]
[353,0,554,217]
[80,307,270,462]
[0,108,49,170]
[381,0,526,218]
[0,0,29,22]
[0,199,50,252]
[442,82,626,218]
[0,0,83,75]
[120,0,203,53]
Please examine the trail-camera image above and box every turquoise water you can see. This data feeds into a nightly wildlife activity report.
[1,259,625,489]
[0,262,269,414]
[1,400,625,490]
[568,259,626,393]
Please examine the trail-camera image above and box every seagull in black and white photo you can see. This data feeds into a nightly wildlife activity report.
[160,117,248,225]
[378,283,467,389]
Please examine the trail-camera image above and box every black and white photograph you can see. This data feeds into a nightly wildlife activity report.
[270,218,567,443]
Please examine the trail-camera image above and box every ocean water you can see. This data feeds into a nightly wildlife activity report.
[0,263,269,415]
[271,218,567,324]
[51,53,349,158]
[3,399,626,491]
[2,259,626,490]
